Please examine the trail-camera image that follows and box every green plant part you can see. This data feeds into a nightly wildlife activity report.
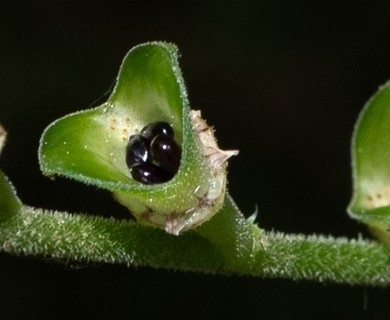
[38,42,238,235]
[349,82,390,245]
[0,171,22,223]
[0,127,21,222]
[3,42,390,286]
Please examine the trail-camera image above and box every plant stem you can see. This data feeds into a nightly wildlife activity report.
[1,196,390,286]
[255,232,390,285]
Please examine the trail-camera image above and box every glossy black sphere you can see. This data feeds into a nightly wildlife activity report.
[130,163,174,185]
[126,122,181,184]
[150,134,181,173]
[140,121,174,140]
[125,135,151,168]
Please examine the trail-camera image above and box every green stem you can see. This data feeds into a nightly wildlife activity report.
[1,195,390,286]
[256,232,390,285]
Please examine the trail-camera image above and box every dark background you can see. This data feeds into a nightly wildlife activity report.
[1,1,390,319]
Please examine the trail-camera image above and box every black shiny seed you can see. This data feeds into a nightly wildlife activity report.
[126,122,181,185]
[140,121,174,140]
[130,163,174,185]
[150,134,181,173]
[125,135,151,168]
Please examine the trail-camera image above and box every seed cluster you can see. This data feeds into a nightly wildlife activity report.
[126,122,181,184]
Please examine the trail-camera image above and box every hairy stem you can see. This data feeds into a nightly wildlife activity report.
[1,196,389,286]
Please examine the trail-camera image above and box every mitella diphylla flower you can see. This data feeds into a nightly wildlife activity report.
[348,82,390,245]
[39,42,238,235]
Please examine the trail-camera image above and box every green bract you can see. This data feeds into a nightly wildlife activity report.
[349,81,390,245]
[39,42,237,235]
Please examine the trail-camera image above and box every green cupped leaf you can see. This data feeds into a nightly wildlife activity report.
[349,81,390,244]
[39,42,237,235]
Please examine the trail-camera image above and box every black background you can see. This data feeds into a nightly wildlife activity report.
[1,1,390,319]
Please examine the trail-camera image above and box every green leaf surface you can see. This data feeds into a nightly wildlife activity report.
[39,42,235,234]
[349,81,390,243]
